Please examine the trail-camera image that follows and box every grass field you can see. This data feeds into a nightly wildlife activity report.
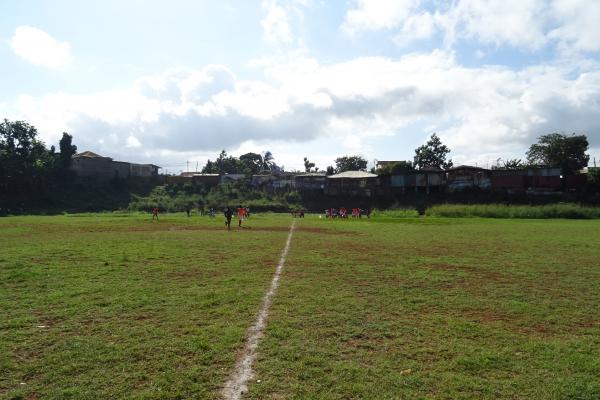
[1,213,599,399]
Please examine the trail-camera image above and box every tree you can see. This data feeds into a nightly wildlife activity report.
[261,151,274,171]
[202,150,244,174]
[588,168,600,192]
[492,158,524,170]
[239,152,263,175]
[326,165,335,175]
[334,155,368,173]
[58,132,77,169]
[526,133,589,175]
[0,119,56,192]
[376,161,414,174]
[413,133,453,170]
[202,150,282,175]
[303,157,317,173]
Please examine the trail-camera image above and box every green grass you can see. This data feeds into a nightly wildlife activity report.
[1,213,599,399]
[0,213,291,399]
[249,216,600,399]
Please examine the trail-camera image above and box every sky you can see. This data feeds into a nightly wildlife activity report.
[1,0,600,173]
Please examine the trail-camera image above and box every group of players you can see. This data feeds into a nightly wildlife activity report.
[325,207,371,218]
[151,205,371,227]
[223,206,250,229]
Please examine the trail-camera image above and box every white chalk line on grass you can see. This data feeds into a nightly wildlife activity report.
[221,220,296,400]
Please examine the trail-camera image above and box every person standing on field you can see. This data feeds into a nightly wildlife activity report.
[152,207,159,221]
[224,206,233,230]
[237,205,245,227]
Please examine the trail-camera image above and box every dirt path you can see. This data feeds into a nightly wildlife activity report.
[221,220,296,400]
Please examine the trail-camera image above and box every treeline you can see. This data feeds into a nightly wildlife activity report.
[374,132,591,176]
[199,132,592,178]
[201,150,283,175]
[199,150,371,176]
[0,119,77,194]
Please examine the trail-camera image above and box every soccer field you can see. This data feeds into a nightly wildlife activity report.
[1,213,599,399]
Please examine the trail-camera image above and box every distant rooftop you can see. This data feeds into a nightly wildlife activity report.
[328,171,378,179]
[296,172,327,177]
[446,165,488,172]
[74,151,109,159]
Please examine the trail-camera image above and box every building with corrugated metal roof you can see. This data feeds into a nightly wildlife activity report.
[326,171,379,196]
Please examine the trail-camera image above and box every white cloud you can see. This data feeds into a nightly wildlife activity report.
[342,0,422,36]
[5,51,600,168]
[259,0,313,48]
[126,136,142,148]
[549,0,600,52]
[393,11,436,46]
[261,0,294,45]
[342,0,600,53]
[445,0,548,49]
[10,26,73,68]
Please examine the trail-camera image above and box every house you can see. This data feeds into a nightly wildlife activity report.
[272,173,295,189]
[525,167,562,193]
[113,161,131,179]
[71,151,119,180]
[130,163,160,177]
[252,174,275,187]
[294,172,326,191]
[192,174,220,186]
[220,174,246,184]
[390,168,446,193]
[491,167,562,193]
[490,169,528,193]
[70,151,160,180]
[564,174,587,191]
[326,171,379,196]
[446,165,491,191]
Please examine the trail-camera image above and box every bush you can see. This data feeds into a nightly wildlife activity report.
[127,184,301,213]
[371,208,419,218]
[426,203,600,219]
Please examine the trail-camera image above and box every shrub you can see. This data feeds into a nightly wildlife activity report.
[426,203,600,219]
[371,208,419,218]
[127,184,301,213]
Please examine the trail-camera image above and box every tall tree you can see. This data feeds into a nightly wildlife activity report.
[526,133,589,175]
[0,119,54,192]
[261,151,274,171]
[202,150,244,174]
[413,133,453,170]
[502,159,524,170]
[303,157,316,173]
[334,155,368,173]
[58,132,77,169]
[239,152,263,175]
[202,150,281,174]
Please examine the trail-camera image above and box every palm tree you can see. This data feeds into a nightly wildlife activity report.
[261,151,274,171]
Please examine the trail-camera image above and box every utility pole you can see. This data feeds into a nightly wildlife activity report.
[186,160,189,173]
